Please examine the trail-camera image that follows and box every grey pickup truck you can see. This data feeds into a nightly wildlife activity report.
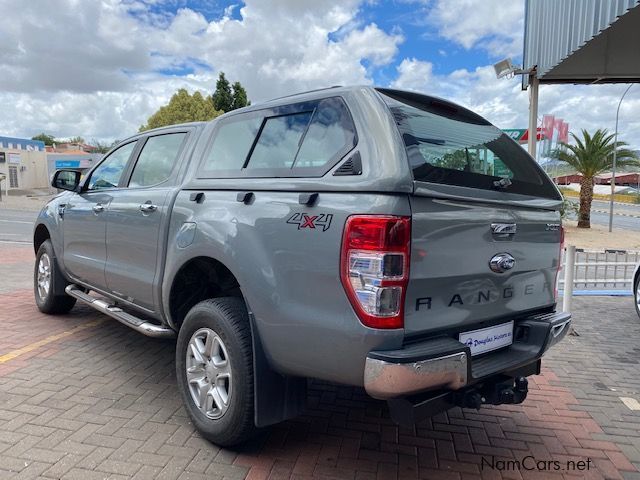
[33,86,571,445]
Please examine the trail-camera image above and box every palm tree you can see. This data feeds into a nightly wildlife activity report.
[553,129,639,228]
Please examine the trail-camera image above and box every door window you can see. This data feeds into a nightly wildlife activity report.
[87,141,137,190]
[129,133,186,188]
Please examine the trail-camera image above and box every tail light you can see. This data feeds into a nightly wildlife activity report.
[553,226,565,301]
[340,215,411,329]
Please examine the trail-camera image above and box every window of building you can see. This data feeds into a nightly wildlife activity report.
[8,166,18,188]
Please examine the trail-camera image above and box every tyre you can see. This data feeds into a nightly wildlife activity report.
[34,240,76,314]
[176,297,256,446]
[635,274,640,319]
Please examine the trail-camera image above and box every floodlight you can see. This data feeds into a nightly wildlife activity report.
[494,58,517,79]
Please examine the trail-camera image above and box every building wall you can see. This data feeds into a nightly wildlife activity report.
[46,153,103,181]
[554,172,640,186]
[0,147,49,193]
[523,0,640,86]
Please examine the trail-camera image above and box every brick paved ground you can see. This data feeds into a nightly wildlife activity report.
[1,244,639,479]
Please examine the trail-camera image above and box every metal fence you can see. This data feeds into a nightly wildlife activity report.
[559,248,639,295]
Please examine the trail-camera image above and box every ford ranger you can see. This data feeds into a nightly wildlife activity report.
[33,86,571,446]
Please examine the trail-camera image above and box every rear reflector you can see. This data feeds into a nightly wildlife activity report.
[341,215,411,329]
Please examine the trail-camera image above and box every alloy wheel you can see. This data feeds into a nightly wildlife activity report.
[37,253,51,300]
[186,328,232,419]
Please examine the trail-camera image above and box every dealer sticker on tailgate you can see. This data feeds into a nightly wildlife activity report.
[459,321,514,356]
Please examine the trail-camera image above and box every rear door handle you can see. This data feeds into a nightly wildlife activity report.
[92,204,105,213]
[139,203,158,213]
[491,223,517,235]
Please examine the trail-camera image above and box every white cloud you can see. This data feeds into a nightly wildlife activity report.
[391,58,434,92]
[0,0,403,141]
[0,1,150,94]
[4,74,217,142]
[426,0,524,58]
[2,0,640,154]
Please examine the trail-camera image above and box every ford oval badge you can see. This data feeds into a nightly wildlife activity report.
[489,253,516,273]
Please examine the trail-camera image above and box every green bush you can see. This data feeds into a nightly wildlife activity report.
[560,196,579,220]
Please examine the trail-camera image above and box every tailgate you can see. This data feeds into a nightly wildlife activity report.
[404,195,562,336]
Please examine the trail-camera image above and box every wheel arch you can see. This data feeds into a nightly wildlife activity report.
[168,255,244,331]
[168,254,306,428]
[33,223,51,254]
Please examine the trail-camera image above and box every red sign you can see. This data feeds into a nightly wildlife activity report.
[542,115,554,141]
[520,127,545,143]
[559,122,569,144]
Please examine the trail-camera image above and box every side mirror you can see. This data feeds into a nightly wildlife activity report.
[52,170,81,191]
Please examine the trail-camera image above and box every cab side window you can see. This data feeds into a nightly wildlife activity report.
[129,133,186,188]
[87,141,137,190]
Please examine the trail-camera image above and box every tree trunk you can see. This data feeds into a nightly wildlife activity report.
[578,175,594,228]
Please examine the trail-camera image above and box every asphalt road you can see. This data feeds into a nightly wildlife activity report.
[592,199,640,213]
[589,199,640,231]
[590,211,640,231]
[0,209,37,244]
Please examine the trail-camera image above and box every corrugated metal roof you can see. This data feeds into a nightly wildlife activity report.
[523,0,640,87]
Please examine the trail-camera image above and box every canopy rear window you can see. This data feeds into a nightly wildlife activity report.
[377,89,560,199]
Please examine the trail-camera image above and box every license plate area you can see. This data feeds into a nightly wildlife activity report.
[459,321,514,356]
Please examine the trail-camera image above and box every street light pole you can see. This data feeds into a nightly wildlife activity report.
[609,84,633,233]
[527,73,539,159]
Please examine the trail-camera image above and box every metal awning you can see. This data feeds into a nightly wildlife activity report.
[523,0,640,87]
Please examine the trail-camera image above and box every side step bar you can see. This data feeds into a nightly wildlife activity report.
[65,284,176,339]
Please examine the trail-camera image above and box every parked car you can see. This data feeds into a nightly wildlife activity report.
[33,86,571,446]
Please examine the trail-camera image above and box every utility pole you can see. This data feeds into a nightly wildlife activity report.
[527,73,539,158]
[609,84,633,232]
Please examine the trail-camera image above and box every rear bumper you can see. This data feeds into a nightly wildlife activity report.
[364,311,571,399]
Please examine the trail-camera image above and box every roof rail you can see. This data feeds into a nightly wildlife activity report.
[265,85,343,103]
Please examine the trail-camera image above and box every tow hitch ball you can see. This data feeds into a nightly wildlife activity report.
[456,377,529,410]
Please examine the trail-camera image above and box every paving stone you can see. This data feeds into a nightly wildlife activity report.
[2,246,640,480]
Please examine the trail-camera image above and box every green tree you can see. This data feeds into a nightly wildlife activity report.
[437,149,477,170]
[139,89,222,131]
[66,136,85,144]
[32,133,55,146]
[231,81,250,111]
[552,129,639,228]
[212,72,234,113]
[91,139,120,153]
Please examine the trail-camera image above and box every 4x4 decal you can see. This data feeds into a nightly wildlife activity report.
[286,213,333,231]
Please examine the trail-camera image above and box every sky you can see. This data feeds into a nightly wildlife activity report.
[1,0,640,149]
